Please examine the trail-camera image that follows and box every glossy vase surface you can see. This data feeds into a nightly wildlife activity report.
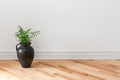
[16,43,34,68]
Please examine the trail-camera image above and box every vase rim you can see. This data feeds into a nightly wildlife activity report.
[19,42,31,46]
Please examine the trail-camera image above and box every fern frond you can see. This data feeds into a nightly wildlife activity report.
[15,26,40,44]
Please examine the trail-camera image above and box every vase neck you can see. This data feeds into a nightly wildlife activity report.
[20,42,31,47]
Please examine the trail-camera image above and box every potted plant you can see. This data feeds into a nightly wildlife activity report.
[15,26,40,68]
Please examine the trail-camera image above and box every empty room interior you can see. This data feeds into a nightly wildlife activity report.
[0,0,120,80]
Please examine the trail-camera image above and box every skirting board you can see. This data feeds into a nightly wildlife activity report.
[0,52,120,59]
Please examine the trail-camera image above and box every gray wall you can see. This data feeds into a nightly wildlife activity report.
[0,0,120,59]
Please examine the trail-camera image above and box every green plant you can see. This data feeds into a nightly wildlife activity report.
[15,26,40,44]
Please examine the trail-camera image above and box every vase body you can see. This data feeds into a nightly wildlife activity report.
[16,43,34,68]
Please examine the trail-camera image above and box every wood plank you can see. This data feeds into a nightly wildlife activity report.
[0,60,119,80]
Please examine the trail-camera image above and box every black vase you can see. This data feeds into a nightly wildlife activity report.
[16,43,34,68]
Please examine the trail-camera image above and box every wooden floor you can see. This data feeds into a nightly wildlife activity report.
[0,60,120,80]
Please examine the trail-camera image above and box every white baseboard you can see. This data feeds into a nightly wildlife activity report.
[0,52,120,60]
